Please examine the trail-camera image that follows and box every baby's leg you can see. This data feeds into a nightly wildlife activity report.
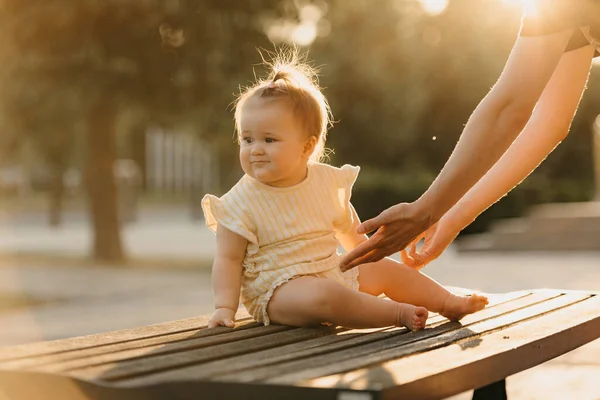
[359,259,488,321]
[267,276,428,331]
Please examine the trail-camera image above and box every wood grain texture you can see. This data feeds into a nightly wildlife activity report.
[0,310,251,362]
[0,320,262,370]
[0,289,598,400]
[312,295,600,400]
[268,292,591,385]
[120,291,532,386]
[68,325,333,381]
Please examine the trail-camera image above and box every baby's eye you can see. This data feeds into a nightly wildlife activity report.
[265,137,276,143]
[241,137,252,144]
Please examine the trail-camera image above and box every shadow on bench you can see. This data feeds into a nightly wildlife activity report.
[1,288,599,400]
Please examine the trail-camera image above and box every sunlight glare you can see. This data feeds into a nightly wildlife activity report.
[300,4,322,23]
[292,22,317,46]
[418,0,448,16]
[502,0,524,6]
[503,0,537,15]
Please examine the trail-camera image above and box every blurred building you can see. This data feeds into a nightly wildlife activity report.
[145,125,217,196]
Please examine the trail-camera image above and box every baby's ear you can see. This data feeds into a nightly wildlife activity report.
[303,136,318,158]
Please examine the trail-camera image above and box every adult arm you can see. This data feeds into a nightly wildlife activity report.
[339,30,574,271]
[416,30,577,222]
[405,44,595,267]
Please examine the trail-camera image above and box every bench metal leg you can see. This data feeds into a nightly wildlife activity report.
[472,379,507,400]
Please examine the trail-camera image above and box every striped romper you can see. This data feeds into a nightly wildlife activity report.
[201,162,360,325]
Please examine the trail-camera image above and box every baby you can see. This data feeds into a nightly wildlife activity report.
[202,50,488,331]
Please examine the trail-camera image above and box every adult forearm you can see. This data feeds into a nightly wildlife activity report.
[446,124,565,231]
[416,32,572,223]
[418,96,531,222]
[444,45,594,232]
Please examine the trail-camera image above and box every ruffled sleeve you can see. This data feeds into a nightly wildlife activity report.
[201,194,258,246]
[332,164,360,233]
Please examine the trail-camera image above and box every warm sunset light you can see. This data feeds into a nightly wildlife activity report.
[502,0,537,14]
[502,0,524,6]
[266,3,324,46]
[418,0,448,15]
[292,22,318,46]
[1,2,600,400]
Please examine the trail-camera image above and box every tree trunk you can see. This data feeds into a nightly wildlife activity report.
[86,100,125,262]
[48,164,65,228]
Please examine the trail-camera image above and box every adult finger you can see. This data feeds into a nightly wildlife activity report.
[341,252,374,271]
[401,234,419,260]
[342,247,384,271]
[356,212,389,234]
[352,251,383,269]
[400,249,415,266]
[340,237,379,270]
[410,240,418,257]
[411,248,434,266]
[408,240,419,259]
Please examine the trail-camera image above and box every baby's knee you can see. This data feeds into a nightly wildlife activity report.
[310,279,345,313]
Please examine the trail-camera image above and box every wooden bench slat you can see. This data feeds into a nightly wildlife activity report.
[259,292,590,384]
[0,290,552,384]
[0,320,263,370]
[303,294,600,400]
[63,324,350,381]
[137,326,406,383]
[1,289,599,400]
[117,290,547,387]
[69,291,536,383]
[0,290,523,368]
[128,325,436,386]
[120,289,534,386]
[0,311,251,362]
[73,290,534,383]
[27,324,294,376]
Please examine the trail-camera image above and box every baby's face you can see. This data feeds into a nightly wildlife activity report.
[239,97,312,187]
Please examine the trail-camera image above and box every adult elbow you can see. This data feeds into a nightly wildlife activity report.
[499,100,535,137]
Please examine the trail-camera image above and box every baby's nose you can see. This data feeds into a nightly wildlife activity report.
[251,145,264,155]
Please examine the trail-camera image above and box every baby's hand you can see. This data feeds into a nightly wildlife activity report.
[208,307,236,328]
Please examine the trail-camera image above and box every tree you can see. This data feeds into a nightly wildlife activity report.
[0,0,293,261]
[308,0,600,229]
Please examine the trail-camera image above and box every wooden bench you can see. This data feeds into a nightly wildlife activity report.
[1,288,599,400]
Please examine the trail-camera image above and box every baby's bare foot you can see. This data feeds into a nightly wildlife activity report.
[396,304,429,331]
[441,293,488,321]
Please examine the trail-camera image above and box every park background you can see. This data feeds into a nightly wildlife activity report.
[0,1,599,399]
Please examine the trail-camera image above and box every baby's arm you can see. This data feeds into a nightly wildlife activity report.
[336,205,400,269]
[335,204,368,251]
[208,224,247,328]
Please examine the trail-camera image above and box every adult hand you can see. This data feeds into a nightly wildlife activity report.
[340,202,433,271]
[208,307,236,328]
[400,219,459,269]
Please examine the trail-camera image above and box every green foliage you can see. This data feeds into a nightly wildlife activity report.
[315,0,599,234]
[351,167,434,222]
[0,0,288,132]
[0,0,598,238]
